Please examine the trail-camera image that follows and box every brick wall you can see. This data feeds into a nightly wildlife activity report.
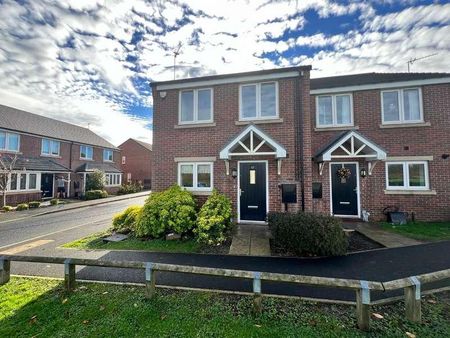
[310,84,450,221]
[119,139,152,187]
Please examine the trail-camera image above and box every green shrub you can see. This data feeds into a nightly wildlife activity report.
[50,198,59,205]
[2,205,13,212]
[84,190,108,200]
[194,190,233,245]
[135,185,197,238]
[117,182,143,195]
[268,211,347,257]
[28,201,41,209]
[16,203,29,211]
[112,205,142,233]
[86,170,105,191]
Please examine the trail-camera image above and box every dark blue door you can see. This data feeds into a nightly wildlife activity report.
[239,162,267,221]
[331,163,358,216]
[41,173,54,198]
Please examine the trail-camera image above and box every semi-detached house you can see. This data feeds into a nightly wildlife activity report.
[151,67,450,222]
[0,105,122,205]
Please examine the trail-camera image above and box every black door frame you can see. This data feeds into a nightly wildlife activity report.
[238,160,268,223]
[329,162,360,218]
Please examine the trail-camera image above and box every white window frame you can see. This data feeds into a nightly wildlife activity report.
[177,162,213,192]
[105,173,122,187]
[381,87,423,125]
[41,138,60,157]
[385,161,429,191]
[103,149,113,162]
[178,88,214,124]
[80,145,93,160]
[316,93,353,128]
[3,172,41,192]
[0,129,20,152]
[122,156,126,165]
[239,82,279,121]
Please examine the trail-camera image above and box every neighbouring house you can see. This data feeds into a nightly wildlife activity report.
[0,105,122,206]
[119,138,152,189]
[151,67,450,222]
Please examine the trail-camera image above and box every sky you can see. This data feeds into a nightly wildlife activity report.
[0,0,449,146]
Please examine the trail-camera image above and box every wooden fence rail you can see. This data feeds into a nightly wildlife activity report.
[0,254,449,331]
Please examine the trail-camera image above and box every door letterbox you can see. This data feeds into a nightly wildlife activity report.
[281,184,297,204]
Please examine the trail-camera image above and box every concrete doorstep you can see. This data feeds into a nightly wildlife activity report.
[229,224,271,256]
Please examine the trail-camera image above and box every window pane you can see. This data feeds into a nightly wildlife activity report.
[388,164,404,187]
[403,89,420,121]
[180,165,193,187]
[181,91,194,122]
[81,146,86,158]
[241,85,257,118]
[197,164,211,188]
[42,139,50,154]
[87,147,93,159]
[29,174,37,189]
[20,173,27,190]
[197,89,211,121]
[51,141,59,155]
[260,83,276,117]
[10,174,17,190]
[409,163,426,187]
[383,91,400,122]
[0,132,5,149]
[318,96,332,125]
[7,133,19,151]
[336,95,351,125]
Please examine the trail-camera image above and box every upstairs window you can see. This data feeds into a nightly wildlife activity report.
[382,88,422,124]
[179,88,213,124]
[386,161,429,190]
[178,162,213,191]
[316,94,353,127]
[240,82,278,120]
[80,145,93,160]
[103,149,113,162]
[0,130,20,152]
[41,138,60,156]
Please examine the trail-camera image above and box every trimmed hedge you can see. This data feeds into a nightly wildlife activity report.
[2,206,13,212]
[117,183,142,195]
[50,199,59,206]
[29,201,41,209]
[16,203,29,211]
[194,190,233,245]
[268,212,347,257]
[135,185,196,238]
[84,190,108,200]
[112,205,142,233]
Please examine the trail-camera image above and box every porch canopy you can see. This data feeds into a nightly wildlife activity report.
[219,124,287,174]
[314,131,387,175]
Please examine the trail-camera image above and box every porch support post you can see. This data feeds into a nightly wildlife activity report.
[67,172,71,197]
[82,173,86,194]
[0,259,11,285]
[405,276,421,322]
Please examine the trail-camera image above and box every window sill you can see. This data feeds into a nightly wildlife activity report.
[235,118,283,125]
[314,126,359,131]
[41,154,61,159]
[175,122,216,129]
[0,150,22,155]
[189,190,213,196]
[80,158,94,161]
[379,122,431,129]
[384,189,436,195]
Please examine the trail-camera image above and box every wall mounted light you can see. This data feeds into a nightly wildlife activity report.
[159,91,167,99]
[231,168,238,178]
[360,167,367,178]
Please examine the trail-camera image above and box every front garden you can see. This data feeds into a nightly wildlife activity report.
[381,221,450,241]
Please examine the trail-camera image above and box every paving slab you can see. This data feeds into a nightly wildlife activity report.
[354,222,423,248]
[229,224,271,256]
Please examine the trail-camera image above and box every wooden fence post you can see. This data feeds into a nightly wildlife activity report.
[405,276,421,322]
[145,262,156,299]
[0,259,11,285]
[64,259,76,292]
[253,272,262,314]
[356,281,370,331]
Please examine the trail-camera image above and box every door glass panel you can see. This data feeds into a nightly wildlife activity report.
[388,164,404,187]
[180,164,193,187]
[403,89,420,121]
[260,83,276,117]
[318,96,332,125]
[409,163,426,187]
[383,91,400,122]
[197,164,211,188]
[249,169,256,184]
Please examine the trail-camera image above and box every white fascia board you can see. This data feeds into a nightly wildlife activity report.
[156,71,299,91]
[311,77,450,95]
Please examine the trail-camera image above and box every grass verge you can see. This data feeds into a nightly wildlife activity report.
[1,277,449,337]
[61,231,202,253]
[381,221,450,241]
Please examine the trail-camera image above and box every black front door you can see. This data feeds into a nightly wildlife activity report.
[41,173,54,198]
[331,163,358,216]
[239,162,267,221]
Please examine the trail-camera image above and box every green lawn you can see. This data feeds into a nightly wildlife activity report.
[381,221,450,241]
[62,232,202,253]
[1,277,449,337]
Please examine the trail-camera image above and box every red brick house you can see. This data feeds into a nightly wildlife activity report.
[0,105,122,206]
[119,138,152,189]
[151,68,450,222]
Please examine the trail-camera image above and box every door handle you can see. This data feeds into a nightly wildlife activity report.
[239,189,244,196]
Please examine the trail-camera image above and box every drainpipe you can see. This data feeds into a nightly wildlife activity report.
[295,73,305,211]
